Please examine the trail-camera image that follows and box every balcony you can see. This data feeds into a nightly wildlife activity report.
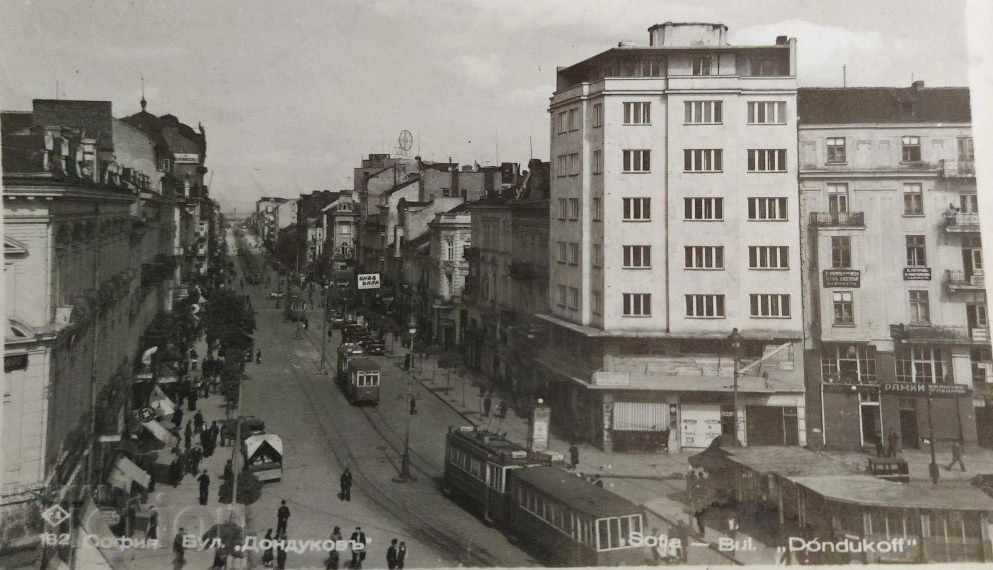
[945,270,985,292]
[970,327,991,343]
[942,211,981,233]
[939,159,975,178]
[809,211,865,228]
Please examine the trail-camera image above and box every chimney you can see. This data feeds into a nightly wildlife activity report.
[775,35,788,45]
[912,80,925,90]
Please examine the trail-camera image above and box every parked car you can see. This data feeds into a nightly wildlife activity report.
[268,290,285,299]
[360,339,386,355]
[339,342,364,356]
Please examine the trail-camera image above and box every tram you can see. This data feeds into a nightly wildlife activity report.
[442,426,651,566]
[284,285,305,322]
[336,348,381,405]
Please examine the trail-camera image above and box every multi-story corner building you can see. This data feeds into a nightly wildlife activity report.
[463,159,551,401]
[539,22,806,452]
[797,83,990,450]
[255,196,289,248]
[2,98,190,548]
[322,191,358,276]
[425,205,472,347]
[354,154,417,274]
[297,190,340,270]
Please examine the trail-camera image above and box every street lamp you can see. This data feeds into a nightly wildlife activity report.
[727,328,742,445]
[397,316,417,482]
[896,323,940,484]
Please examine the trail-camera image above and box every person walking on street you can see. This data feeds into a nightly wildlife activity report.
[257,348,262,364]
[170,454,183,487]
[327,525,343,569]
[483,394,492,417]
[497,400,508,419]
[276,500,290,536]
[276,535,288,570]
[184,421,193,450]
[397,541,407,569]
[261,529,274,568]
[146,506,158,540]
[197,469,211,505]
[212,546,227,569]
[946,441,966,471]
[887,430,900,457]
[569,444,579,469]
[188,390,198,412]
[350,527,367,568]
[188,446,203,475]
[409,396,417,416]
[173,407,184,429]
[194,410,204,433]
[386,538,398,569]
[340,468,352,501]
[173,527,186,564]
[223,459,234,485]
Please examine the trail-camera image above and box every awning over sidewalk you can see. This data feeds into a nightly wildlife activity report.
[149,386,175,419]
[77,497,128,570]
[108,456,151,491]
[141,418,178,448]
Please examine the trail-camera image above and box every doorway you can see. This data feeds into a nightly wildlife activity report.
[859,391,881,448]
[899,398,920,449]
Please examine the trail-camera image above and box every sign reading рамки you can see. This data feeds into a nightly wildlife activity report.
[823,269,860,288]
[881,382,970,397]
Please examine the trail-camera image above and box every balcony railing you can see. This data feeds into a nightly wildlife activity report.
[942,211,981,233]
[945,269,985,291]
[971,327,990,343]
[940,159,976,178]
[809,211,865,228]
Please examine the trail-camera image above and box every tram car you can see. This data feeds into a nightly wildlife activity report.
[443,427,651,566]
[284,285,305,322]
[336,349,381,405]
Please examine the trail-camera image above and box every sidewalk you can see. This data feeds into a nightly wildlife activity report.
[127,334,248,570]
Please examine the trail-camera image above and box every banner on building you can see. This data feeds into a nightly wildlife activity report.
[173,153,200,164]
[357,273,381,290]
[529,406,551,451]
[903,267,932,281]
[822,269,860,288]
[881,382,970,397]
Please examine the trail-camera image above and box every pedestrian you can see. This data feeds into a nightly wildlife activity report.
[946,440,967,471]
[223,459,234,484]
[219,423,228,447]
[350,527,366,568]
[409,396,417,416]
[887,430,900,457]
[330,525,343,542]
[212,546,227,569]
[194,410,204,433]
[197,469,211,505]
[340,468,352,501]
[569,443,579,469]
[188,446,203,475]
[173,407,184,429]
[276,536,288,570]
[497,400,508,419]
[673,520,689,563]
[483,394,492,417]
[188,390,198,412]
[325,548,340,570]
[184,421,193,450]
[257,348,262,364]
[276,500,290,536]
[397,541,406,569]
[170,454,183,486]
[387,538,398,569]
[262,529,275,567]
[477,386,486,414]
[173,527,186,563]
[146,506,158,540]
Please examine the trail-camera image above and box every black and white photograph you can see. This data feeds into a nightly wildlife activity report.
[3,0,993,568]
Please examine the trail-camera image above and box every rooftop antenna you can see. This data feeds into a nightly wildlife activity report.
[495,128,499,166]
[529,136,533,160]
[140,74,147,110]
[842,65,846,88]
[55,79,59,100]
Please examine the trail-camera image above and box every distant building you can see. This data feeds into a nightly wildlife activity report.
[797,83,988,450]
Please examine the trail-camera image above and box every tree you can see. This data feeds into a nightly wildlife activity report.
[204,289,256,352]
[218,469,262,505]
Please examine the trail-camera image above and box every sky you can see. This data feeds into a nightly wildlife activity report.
[0,0,974,214]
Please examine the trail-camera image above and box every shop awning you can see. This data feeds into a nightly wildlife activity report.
[107,456,151,491]
[141,419,178,448]
[245,433,283,459]
[77,497,128,569]
[149,386,175,419]
[140,346,158,365]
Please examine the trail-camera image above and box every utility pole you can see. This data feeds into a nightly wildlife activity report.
[926,387,940,485]
[320,284,331,372]
[728,328,742,444]
[397,317,417,482]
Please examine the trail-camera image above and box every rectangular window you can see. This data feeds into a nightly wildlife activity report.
[569,153,580,175]
[750,294,791,318]
[748,246,789,269]
[622,197,650,221]
[557,112,567,134]
[747,149,788,172]
[747,101,787,124]
[568,243,579,265]
[592,244,602,267]
[592,150,602,175]
[557,241,567,263]
[958,136,975,161]
[826,137,847,163]
[622,149,651,172]
[906,235,927,267]
[747,197,788,221]
[622,102,651,125]
[592,198,602,221]
[556,155,567,178]
[903,183,923,215]
[623,293,651,316]
[622,245,651,268]
[909,290,930,323]
[684,246,724,270]
[568,287,579,310]
[158,158,172,172]
[896,345,945,384]
[833,291,854,324]
[821,344,877,385]
[831,237,851,268]
[683,149,723,172]
[557,285,567,307]
[684,101,723,124]
[827,183,849,215]
[685,294,726,318]
[557,198,567,220]
[691,55,713,76]
[567,109,578,131]
[592,103,603,128]
[684,197,724,221]
[568,198,580,220]
[901,136,921,162]
[592,291,602,315]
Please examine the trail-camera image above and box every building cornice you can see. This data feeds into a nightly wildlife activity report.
[799,122,971,130]
[799,169,939,180]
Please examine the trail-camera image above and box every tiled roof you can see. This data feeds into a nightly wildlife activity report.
[1,111,34,136]
[32,99,114,149]
[798,87,971,124]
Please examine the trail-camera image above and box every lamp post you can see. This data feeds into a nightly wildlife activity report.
[728,328,742,444]
[320,284,330,372]
[895,323,939,484]
[397,316,417,482]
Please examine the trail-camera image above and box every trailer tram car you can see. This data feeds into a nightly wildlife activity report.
[336,352,381,405]
[443,427,651,566]
[443,427,539,524]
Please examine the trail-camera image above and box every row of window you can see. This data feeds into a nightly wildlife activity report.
[583,244,790,270]
[829,234,982,270]
[557,148,791,175]
[577,101,789,129]
[561,291,794,318]
[831,290,954,326]
[556,196,789,222]
[515,484,643,552]
[827,182,981,218]
[822,136,974,165]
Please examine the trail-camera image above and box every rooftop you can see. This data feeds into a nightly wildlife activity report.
[798,85,971,124]
[791,475,993,511]
[512,466,641,517]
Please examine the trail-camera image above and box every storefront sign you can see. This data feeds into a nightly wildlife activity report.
[880,382,970,397]
[173,153,200,164]
[823,269,860,288]
[357,273,381,290]
[902,267,932,281]
[530,406,551,451]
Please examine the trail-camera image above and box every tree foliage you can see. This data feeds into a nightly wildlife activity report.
[218,469,263,505]
[204,288,256,351]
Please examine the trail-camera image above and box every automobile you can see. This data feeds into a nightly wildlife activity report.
[268,290,285,299]
[339,342,364,356]
[360,339,386,355]
[327,311,346,328]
